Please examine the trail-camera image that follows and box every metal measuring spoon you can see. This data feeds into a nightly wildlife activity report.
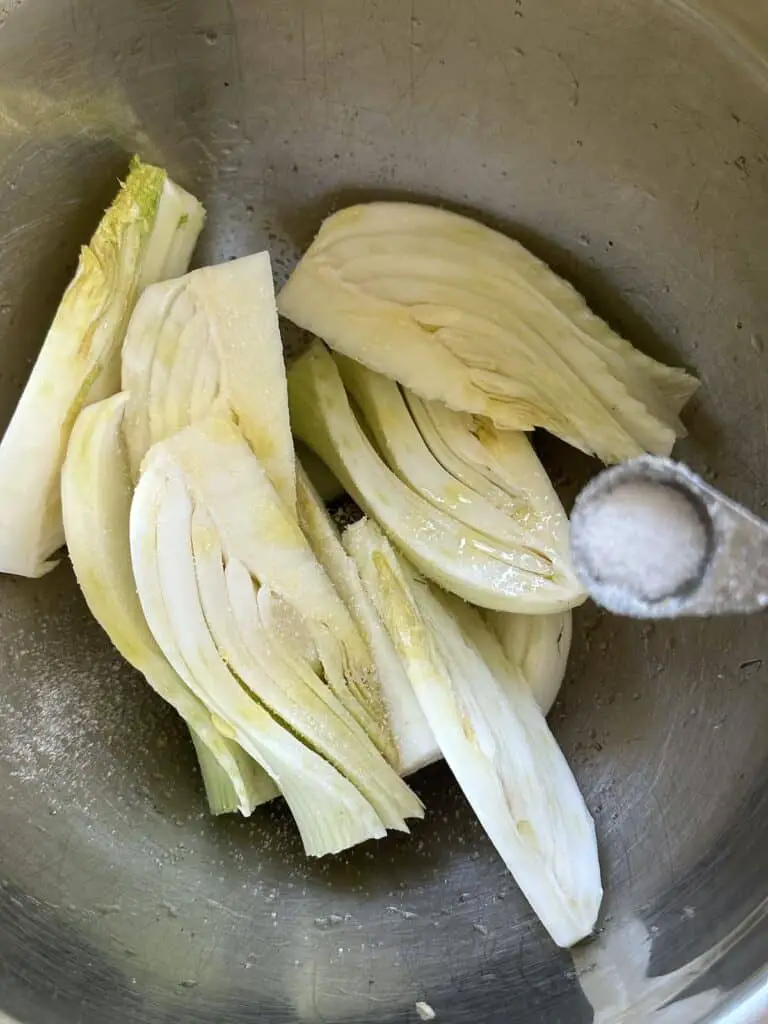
[570,456,768,618]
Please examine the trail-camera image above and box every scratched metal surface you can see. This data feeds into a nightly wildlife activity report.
[0,1,766,1022]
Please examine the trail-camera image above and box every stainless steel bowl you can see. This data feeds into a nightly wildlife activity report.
[0,1,766,1021]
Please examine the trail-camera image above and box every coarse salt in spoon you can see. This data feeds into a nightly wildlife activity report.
[570,456,768,619]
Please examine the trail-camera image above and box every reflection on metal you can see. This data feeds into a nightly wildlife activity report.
[573,899,768,1022]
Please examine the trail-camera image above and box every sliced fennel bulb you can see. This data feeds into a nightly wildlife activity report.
[61,393,274,817]
[278,202,698,463]
[0,157,204,577]
[190,507,422,830]
[296,463,437,775]
[345,519,602,947]
[148,414,397,763]
[338,356,581,594]
[288,341,583,613]
[121,251,295,511]
[130,444,414,857]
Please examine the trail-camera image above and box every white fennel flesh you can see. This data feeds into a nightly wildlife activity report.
[121,250,294,511]
[61,392,272,817]
[288,342,584,614]
[0,157,204,577]
[345,518,603,947]
[279,201,698,463]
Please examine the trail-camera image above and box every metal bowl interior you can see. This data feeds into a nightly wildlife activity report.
[0,1,766,1022]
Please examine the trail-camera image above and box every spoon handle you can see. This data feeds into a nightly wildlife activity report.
[689,471,768,616]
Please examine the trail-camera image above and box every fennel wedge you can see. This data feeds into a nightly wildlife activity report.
[121,251,295,511]
[338,355,581,596]
[145,414,397,763]
[61,393,274,817]
[288,342,583,614]
[0,158,204,577]
[278,202,698,464]
[345,518,602,948]
[191,507,423,830]
[130,440,420,856]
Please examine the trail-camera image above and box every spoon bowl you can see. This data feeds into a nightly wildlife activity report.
[571,457,768,619]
